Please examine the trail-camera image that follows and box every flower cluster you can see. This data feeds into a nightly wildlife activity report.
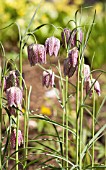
[27,36,60,88]
[27,28,101,96]
[4,70,23,148]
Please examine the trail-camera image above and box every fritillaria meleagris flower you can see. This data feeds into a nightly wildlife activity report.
[42,70,54,88]
[83,64,90,82]
[6,87,23,107]
[10,129,23,148]
[71,29,83,48]
[92,79,101,96]
[27,44,46,66]
[64,47,78,78]
[45,36,60,57]
[86,79,101,97]
[4,70,20,91]
[61,28,71,48]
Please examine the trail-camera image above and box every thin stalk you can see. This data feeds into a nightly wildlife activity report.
[15,39,23,170]
[105,133,106,170]
[76,55,80,167]
[92,91,95,168]
[16,112,19,170]
[79,59,84,169]
[58,60,65,167]
[0,73,3,170]
[24,87,28,168]
[65,50,69,170]
[19,41,23,88]
[65,75,69,170]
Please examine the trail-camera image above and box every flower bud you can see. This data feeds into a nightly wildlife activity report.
[45,36,60,57]
[27,44,46,66]
[61,28,71,48]
[42,70,54,88]
[10,129,23,148]
[6,87,23,107]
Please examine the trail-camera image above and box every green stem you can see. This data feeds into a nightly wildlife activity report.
[76,56,80,167]
[58,60,65,167]
[92,91,95,168]
[16,112,19,170]
[24,87,28,168]
[79,59,84,170]
[105,133,106,169]
[0,74,3,170]
[16,39,23,170]
[65,75,69,170]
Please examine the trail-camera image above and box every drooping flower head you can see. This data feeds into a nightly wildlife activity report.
[6,87,23,107]
[86,78,101,97]
[92,79,101,96]
[27,44,46,66]
[45,36,60,57]
[64,47,78,78]
[4,70,20,91]
[61,28,71,48]
[42,70,54,88]
[70,29,83,48]
[10,129,23,148]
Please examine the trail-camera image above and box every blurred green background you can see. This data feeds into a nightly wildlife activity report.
[0,0,106,68]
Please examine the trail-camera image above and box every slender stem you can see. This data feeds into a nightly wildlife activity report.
[16,39,23,170]
[65,50,69,170]
[65,75,69,170]
[79,59,84,170]
[0,73,3,170]
[16,112,19,170]
[58,60,65,167]
[24,87,28,168]
[105,133,106,170]
[76,56,80,167]
[92,91,95,168]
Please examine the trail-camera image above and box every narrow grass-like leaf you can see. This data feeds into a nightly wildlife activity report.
[81,124,106,160]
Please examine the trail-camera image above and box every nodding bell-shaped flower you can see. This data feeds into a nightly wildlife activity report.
[6,87,23,107]
[71,29,83,48]
[4,70,20,91]
[10,129,23,148]
[92,79,101,96]
[86,79,101,97]
[42,70,54,88]
[64,48,78,78]
[83,64,90,82]
[27,44,46,66]
[45,36,60,57]
[61,28,71,48]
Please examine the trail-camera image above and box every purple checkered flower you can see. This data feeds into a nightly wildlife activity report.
[92,79,101,96]
[42,70,54,88]
[10,129,23,148]
[71,29,83,48]
[61,28,71,48]
[45,36,60,57]
[6,87,23,107]
[27,44,46,66]
[64,47,78,78]
[86,79,101,97]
